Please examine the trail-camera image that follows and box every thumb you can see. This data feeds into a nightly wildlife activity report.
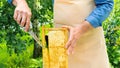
[62,25,72,30]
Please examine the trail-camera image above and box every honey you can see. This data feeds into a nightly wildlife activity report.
[42,27,68,68]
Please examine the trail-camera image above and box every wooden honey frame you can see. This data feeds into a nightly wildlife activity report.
[42,26,68,68]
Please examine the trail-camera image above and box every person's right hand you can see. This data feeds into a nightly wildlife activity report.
[13,0,32,31]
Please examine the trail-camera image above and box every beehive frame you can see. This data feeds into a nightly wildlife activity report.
[42,26,68,68]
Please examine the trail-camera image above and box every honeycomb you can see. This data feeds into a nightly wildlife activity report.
[42,29,68,68]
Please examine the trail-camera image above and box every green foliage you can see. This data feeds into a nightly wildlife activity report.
[0,44,42,68]
[0,43,9,68]
[0,0,33,55]
[103,0,120,67]
[0,0,52,67]
[0,0,53,55]
[27,0,53,25]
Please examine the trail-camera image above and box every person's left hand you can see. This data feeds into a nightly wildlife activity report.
[62,21,93,55]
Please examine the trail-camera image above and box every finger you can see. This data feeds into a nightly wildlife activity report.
[67,39,76,55]
[63,26,73,48]
[62,25,72,30]
[65,36,72,49]
[67,45,74,55]
[25,15,31,32]
[65,40,72,49]
[65,39,72,49]
[20,13,27,27]
[16,13,22,24]
[13,10,18,21]
[65,31,74,48]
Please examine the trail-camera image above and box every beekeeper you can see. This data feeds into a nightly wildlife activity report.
[8,0,114,68]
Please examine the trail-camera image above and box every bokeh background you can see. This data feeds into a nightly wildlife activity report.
[0,0,120,68]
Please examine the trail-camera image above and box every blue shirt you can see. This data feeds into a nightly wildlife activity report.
[7,0,114,28]
[8,0,12,4]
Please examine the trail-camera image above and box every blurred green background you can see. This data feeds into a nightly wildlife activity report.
[0,0,120,68]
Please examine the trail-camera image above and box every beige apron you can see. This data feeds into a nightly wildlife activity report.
[54,0,110,68]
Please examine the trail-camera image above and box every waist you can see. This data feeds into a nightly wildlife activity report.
[54,0,95,25]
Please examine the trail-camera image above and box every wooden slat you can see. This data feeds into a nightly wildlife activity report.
[42,26,50,68]
[45,28,68,31]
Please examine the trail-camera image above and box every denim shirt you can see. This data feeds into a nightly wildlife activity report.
[8,0,114,28]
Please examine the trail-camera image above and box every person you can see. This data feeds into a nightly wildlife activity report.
[8,0,114,68]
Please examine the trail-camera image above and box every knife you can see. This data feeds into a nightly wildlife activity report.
[21,22,43,47]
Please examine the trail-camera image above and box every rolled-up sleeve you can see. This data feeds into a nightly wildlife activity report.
[8,0,12,4]
[86,0,114,28]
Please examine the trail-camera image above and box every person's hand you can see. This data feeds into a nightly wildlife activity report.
[62,21,93,55]
[13,0,32,31]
